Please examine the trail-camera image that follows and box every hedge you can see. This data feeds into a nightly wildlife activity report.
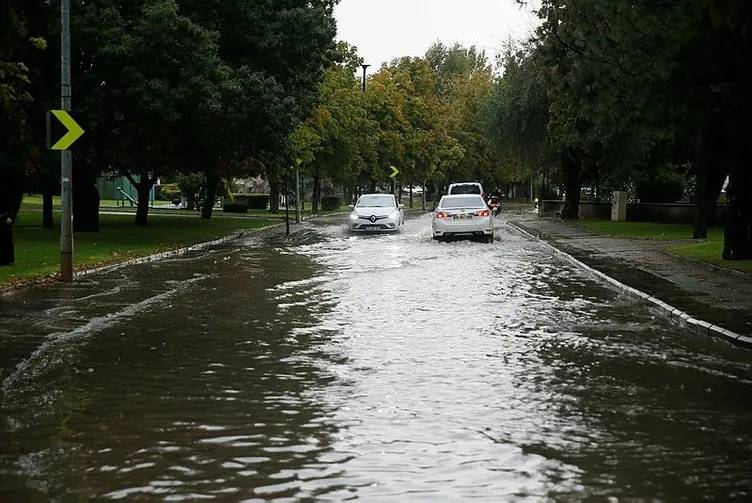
[222,202,248,214]
[320,196,341,211]
[156,183,181,201]
[233,193,269,210]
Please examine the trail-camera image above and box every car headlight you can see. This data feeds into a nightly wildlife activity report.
[349,213,359,221]
[389,210,400,220]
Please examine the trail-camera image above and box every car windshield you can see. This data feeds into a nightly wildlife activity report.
[439,196,485,209]
[356,195,395,208]
[449,184,481,195]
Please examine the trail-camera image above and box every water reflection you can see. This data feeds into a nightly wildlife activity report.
[1,214,751,500]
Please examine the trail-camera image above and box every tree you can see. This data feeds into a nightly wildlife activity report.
[291,45,371,211]
[530,0,752,254]
[73,0,227,226]
[484,43,552,198]
[179,0,338,218]
[0,0,37,264]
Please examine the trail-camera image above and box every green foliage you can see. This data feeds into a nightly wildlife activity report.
[233,193,269,210]
[320,196,341,211]
[177,173,206,210]
[156,183,181,201]
[485,43,550,184]
[290,41,501,194]
[2,0,337,226]
[636,168,686,204]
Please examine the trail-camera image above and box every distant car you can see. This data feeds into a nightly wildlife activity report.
[349,194,404,232]
[432,194,494,243]
[448,182,484,197]
[401,185,424,195]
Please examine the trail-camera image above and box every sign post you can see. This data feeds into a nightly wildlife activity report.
[53,0,84,281]
[60,0,73,281]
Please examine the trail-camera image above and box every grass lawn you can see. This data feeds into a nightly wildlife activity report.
[576,220,720,240]
[2,210,278,286]
[576,219,751,274]
[672,240,752,274]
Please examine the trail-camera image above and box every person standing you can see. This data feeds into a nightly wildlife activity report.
[0,173,23,266]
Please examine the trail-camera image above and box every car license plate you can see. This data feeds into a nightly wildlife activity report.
[453,214,471,220]
[366,225,380,230]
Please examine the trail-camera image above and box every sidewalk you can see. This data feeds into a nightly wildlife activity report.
[506,209,752,338]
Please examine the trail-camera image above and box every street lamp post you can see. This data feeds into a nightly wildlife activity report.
[360,63,370,93]
[360,63,369,196]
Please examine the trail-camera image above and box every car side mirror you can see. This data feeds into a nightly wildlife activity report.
[398,204,404,209]
[348,205,354,211]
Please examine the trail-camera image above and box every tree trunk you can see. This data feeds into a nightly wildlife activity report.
[561,152,581,219]
[693,166,726,239]
[73,165,100,232]
[722,149,752,260]
[0,219,13,265]
[42,191,54,229]
[312,174,321,213]
[269,176,280,213]
[433,177,441,210]
[694,110,729,239]
[409,185,413,209]
[202,170,219,219]
[135,181,152,226]
[421,180,426,211]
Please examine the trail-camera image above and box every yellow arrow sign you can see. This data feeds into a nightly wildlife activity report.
[389,165,399,178]
[49,110,84,150]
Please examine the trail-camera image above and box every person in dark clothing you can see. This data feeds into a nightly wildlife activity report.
[0,176,23,266]
[0,206,15,266]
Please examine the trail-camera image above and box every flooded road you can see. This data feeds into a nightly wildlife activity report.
[1,212,751,500]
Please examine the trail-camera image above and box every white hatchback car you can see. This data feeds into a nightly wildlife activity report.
[349,194,404,232]
[432,194,494,243]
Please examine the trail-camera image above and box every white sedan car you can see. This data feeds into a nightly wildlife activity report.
[349,194,404,232]
[432,194,494,243]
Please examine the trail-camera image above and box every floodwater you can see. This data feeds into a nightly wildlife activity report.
[1,213,751,501]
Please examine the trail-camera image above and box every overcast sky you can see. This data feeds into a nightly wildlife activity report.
[334,0,540,70]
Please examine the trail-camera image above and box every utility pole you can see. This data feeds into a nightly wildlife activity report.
[294,159,301,223]
[60,0,73,281]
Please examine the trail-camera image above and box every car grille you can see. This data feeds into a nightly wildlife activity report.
[354,223,394,230]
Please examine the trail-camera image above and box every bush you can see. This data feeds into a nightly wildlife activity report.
[233,193,269,210]
[156,183,181,201]
[636,169,685,203]
[223,202,248,214]
[177,173,206,210]
[320,196,341,211]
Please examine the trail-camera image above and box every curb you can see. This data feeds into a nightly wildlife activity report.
[509,221,751,347]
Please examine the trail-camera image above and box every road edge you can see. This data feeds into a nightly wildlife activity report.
[508,221,751,347]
